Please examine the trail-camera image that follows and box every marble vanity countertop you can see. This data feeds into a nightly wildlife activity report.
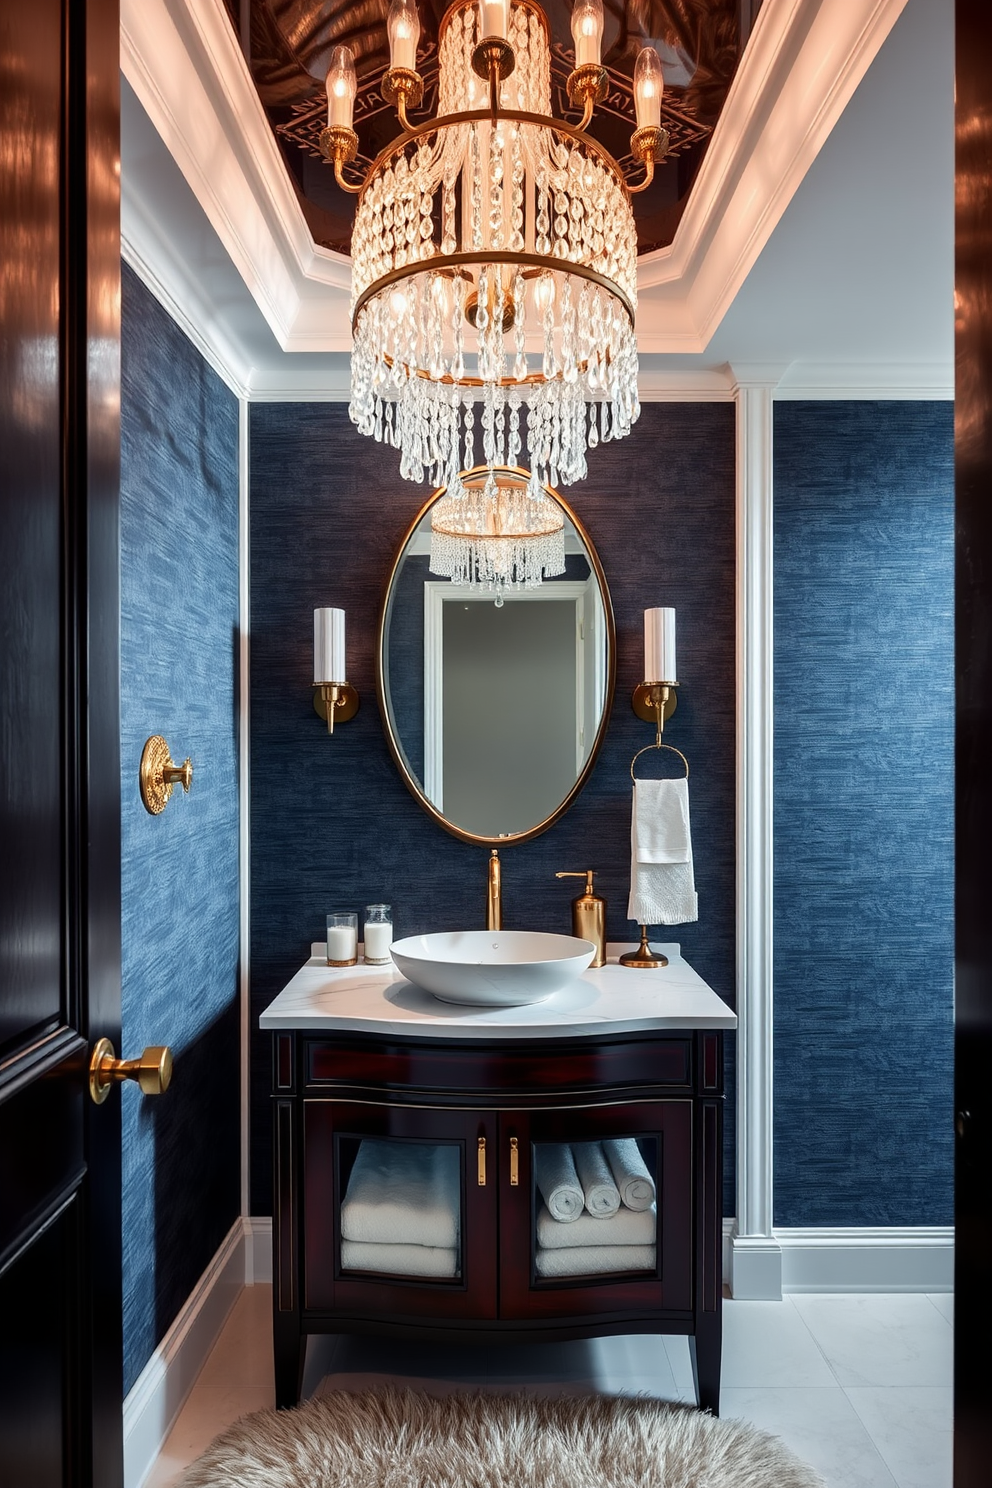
[259,942,736,1039]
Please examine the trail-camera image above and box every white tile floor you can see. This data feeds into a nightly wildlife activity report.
[144,1286,953,1488]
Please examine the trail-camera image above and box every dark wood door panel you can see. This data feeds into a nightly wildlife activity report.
[0,1041,86,1267]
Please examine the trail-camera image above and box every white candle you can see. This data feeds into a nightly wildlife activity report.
[363,922,393,963]
[571,0,603,67]
[314,608,346,684]
[478,0,509,40]
[644,607,677,683]
[326,45,357,130]
[387,0,420,71]
[633,46,664,130]
[326,925,357,963]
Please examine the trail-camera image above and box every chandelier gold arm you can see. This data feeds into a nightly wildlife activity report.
[352,108,633,206]
[567,64,608,131]
[320,124,363,193]
[627,124,670,194]
[381,66,424,130]
[351,249,636,332]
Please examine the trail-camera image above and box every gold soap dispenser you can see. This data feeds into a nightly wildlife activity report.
[556,871,606,968]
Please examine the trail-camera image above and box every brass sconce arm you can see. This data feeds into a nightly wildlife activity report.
[382,66,424,130]
[313,681,360,735]
[567,64,608,132]
[627,125,670,194]
[320,125,363,193]
[631,681,678,746]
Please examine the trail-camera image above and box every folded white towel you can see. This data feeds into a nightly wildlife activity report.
[535,1244,657,1278]
[340,1240,459,1278]
[572,1141,621,1217]
[536,1202,656,1250]
[340,1139,459,1249]
[627,781,698,926]
[602,1137,657,1212]
[633,778,691,863]
[534,1143,584,1222]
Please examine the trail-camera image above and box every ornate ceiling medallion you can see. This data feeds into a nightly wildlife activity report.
[322,0,668,494]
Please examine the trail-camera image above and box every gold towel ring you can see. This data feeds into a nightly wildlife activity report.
[630,741,690,782]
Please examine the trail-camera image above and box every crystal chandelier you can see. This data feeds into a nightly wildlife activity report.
[321,0,669,495]
[429,465,566,602]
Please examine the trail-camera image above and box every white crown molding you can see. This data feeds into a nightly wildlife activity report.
[637,0,910,351]
[120,0,909,359]
[775,361,954,399]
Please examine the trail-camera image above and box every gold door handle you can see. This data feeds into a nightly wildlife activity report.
[88,1037,173,1104]
[509,1135,519,1186]
[477,1135,486,1186]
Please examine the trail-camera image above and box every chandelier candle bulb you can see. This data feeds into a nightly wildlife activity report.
[479,0,510,40]
[387,0,421,72]
[326,45,357,129]
[633,45,664,130]
[571,0,604,67]
[645,607,676,684]
[314,608,346,684]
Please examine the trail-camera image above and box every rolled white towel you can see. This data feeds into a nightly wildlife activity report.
[535,1244,656,1278]
[602,1137,656,1212]
[536,1202,656,1251]
[572,1141,620,1217]
[340,1139,459,1248]
[340,1240,458,1279]
[534,1143,584,1223]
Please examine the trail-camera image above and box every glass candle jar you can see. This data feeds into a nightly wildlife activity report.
[326,912,358,966]
[363,904,393,965]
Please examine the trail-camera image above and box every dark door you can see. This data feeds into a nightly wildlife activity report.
[0,1,122,1484]
[954,3,992,1483]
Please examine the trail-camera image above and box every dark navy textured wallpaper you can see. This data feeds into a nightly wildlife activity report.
[120,265,241,1392]
[249,401,737,1215]
[773,401,954,1227]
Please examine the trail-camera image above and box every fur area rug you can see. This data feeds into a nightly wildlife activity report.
[179,1387,824,1487]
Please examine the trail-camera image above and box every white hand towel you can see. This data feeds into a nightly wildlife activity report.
[633,778,691,863]
[602,1137,657,1212]
[535,1244,656,1278]
[340,1139,459,1248]
[536,1202,656,1250]
[627,780,698,926]
[572,1141,621,1217]
[340,1240,458,1278]
[534,1143,584,1222]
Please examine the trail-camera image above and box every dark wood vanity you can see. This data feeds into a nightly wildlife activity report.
[263,950,732,1414]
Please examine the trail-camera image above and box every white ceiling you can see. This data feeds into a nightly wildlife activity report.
[120,0,953,400]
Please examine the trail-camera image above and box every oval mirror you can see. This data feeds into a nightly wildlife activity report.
[377,466,616,845]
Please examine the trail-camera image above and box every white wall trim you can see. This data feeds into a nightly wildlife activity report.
[776,1227,955,1293]
[246,1217,273,1285]
[123,1219,251,1488]
[732,376,781,1301]
[238,400,251,1217]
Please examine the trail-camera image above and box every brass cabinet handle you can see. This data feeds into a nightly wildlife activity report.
[88,1037,173,1105]
[509,1135,519,1186]
[477,1135,486,1186]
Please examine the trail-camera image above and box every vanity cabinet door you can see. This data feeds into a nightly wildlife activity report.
[303,1102,498,1320]
[497,1101,693,1319]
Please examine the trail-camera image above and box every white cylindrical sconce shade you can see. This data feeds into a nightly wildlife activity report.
[644,607,676,683]
[326,45,357,129]
[387,0,421,71]
[571,0,604,66]
[314,608,346,684]
[633,45,664,130]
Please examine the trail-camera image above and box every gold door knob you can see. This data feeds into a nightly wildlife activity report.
[88,1037,173,1104]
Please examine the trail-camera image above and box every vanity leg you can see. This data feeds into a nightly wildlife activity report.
[273,1309,305,1409]
[689,1315,722,1416]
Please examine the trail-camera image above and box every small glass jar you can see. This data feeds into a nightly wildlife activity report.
[326,912,358,967]
[363,904,393,965]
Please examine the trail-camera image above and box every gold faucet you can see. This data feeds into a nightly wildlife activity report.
[487,849,502,930]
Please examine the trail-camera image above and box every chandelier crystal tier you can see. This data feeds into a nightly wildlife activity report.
[429,465,566,601]
[322,0,668,494]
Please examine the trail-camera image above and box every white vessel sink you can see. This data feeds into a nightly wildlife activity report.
[389,930,596,1007]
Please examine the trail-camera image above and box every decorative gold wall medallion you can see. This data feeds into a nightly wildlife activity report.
[139,735,194,815]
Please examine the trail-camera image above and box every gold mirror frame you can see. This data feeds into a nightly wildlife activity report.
[376,467,616,847]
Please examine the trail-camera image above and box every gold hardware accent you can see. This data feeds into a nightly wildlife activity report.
[628,124,670,194]
[88,1037,173,1104]
[487,849,502,931]
[509,1135,519,1185]
[632,681,678,745]
[139,735,193,815]
[619,926,668,970]
[313,681,360,734]
[555,870,606,967]
[375,466,617,849]
[319,124,361,193]
[630,740,689,782]
[478,1135,487,1185]
[381,66,424,129]
[471,35,515,95]
[567,63,608,128]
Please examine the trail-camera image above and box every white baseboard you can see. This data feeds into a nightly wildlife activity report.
[123,1218,253,1488]
[246,1216,272,1285]
[728,1224,954,1299]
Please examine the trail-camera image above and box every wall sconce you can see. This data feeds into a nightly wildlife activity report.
[631,607,678,745]
[313,608,359,735]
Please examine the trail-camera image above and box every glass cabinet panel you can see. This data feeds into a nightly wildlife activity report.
[532,1137,658,1279]
[338,1136,462,1280]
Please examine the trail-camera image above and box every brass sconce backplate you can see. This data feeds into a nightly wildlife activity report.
[632,682,678,726]
[140,735,193,815]
[313,682,360,733]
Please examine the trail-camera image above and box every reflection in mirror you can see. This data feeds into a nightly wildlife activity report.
[378,471,615,845]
